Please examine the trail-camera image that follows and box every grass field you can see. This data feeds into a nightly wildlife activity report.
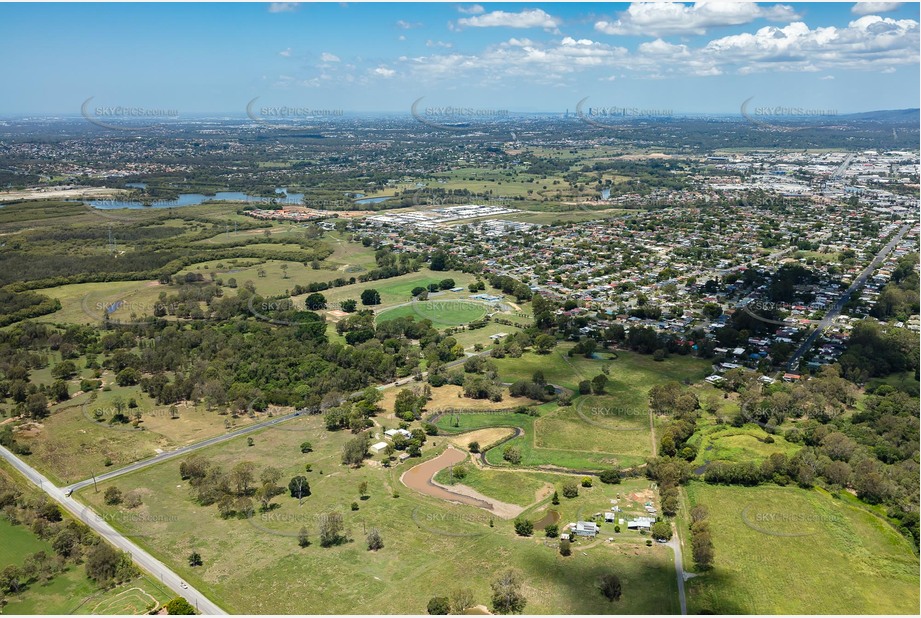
[34,280,166,325]
[377,300,488,328]
[0,461,171,615]
[0,516,52,568]
[1,567,169,615]
[683,483,920,614]
[429,347,712,470]
[74,415,681,614]
[17,383,260,485]
[307,269,478,310]
[688,424,802,467]
[433,465,556,507]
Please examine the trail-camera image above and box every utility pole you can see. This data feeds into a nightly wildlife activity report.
[92,473,98,493]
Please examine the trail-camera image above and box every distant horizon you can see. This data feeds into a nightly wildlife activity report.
[2,106,919,119]
[0,2,918,115]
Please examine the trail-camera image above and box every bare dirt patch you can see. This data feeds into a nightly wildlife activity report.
[401,447,524,519]
[379,384,535,417]
[448,428,515,451]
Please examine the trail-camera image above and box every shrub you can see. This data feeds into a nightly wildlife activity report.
[513,518,533,536]
[581,477,593,488]
[562,482,579,498]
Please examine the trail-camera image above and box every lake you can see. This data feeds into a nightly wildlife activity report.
[88,188,304,210]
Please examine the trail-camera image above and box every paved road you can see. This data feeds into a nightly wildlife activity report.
[65,410,303,493]
[0,445,226,615]
[67,349,495,492]
[667,524,688,615]
[786,221,913,371]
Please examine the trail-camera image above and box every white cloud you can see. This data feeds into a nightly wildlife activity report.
[458,5,485,15]
[457,9,561,31]
[820,75,836,80]
[852,3,903,16]
[398,35,407,41]
[268,3,300,13]
[426,40,454,49]
[320,52,340,62]
[278,48,292,58]
[373,66,396,78]
[703,16,920,73]
[595,2,800,37]
[396,20,422,29]
[396,12,918,87]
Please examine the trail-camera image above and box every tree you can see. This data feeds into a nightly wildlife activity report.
[544,523,559,538]
[358,481,369,499]
[600,469,622,484]
[52,360,77,380]
[551,491,560,505]
[491,569,526,614]
[598,573,622,602]
[691,526,715,570]
[342,434,369,467]
[300,441,313,453]
[591,374,608,394]
[85,544,136,585]
[367,528,384,551]
[305,293,327,310]
[188,552,203,567]
[340,299,357,312]
[165,597,196,615]
[427,597,450,615]
[651,521,673,542]
[450,588,475,615]
[534,334,556,354]
[562,483,579,499]
[503,445,522,465]
[559,538,571,556]
[319,512,345,547]
[116,367,141,387]
[104,486,122,505]
[430,250,448,271]
[288,476,311,503]
[281,263,289,279]
[0,565,22,594]
[230,461,256,495]
[513,518,533,536]
[468,441,480,453]
[298,526,310,548]
[361,289,381,306]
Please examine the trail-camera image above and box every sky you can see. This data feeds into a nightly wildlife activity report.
[0,1,918,116]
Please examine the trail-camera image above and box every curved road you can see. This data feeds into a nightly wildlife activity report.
[0,444,226,615]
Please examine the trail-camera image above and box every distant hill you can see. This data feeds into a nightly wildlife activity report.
[840,109,919,123]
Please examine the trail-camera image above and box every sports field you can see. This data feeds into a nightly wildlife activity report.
[377,300,488,328]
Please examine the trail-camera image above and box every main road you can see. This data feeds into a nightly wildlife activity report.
[0,444,226,615]
[786,221,914,372]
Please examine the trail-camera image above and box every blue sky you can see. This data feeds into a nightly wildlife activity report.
[0,2,918,115]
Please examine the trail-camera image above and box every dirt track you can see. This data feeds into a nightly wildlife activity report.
[400,447,524,519]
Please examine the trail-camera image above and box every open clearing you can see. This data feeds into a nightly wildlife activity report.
[684,483,920,614]
[75,415,680,614]
[377,300,488,328]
